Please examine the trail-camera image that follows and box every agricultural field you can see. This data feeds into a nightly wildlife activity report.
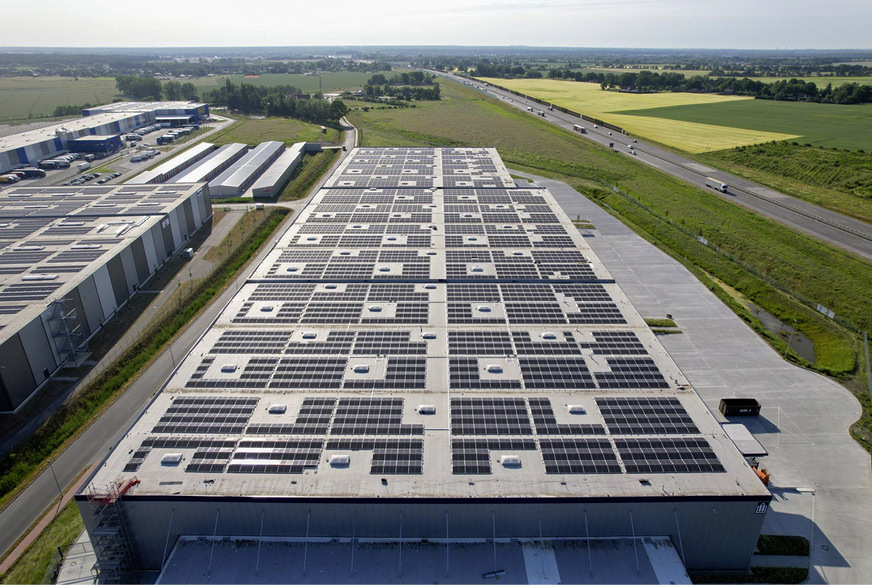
[0,76,117,122]
[478,77,799,152]
[623,98,872,151]
[481,76,872,152]
[207,116,341,146]
[583,67,872,87]
[188,70,389,94]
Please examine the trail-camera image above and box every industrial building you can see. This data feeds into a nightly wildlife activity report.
[77,148,770,583]
[83,101,210,126]
[250,142,305,199]
[0,112,153,173]
[208,141,285,198]
[168,143,247,186]
[0,183,211,412]
[0,101,209,174]
[126,142,216,185]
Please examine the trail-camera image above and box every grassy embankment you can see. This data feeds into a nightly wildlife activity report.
[0,501,83,585]
[348,79,872,449]
[700,142,872,224]
[0,208,291,509]
[279,150,340,201]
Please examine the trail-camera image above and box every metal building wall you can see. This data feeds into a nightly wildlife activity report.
[76,495,768,573]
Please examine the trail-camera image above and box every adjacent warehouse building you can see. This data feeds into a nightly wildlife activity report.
[83,101,210,125]
[250,142,305,198]
[126,142,216,185]
[208,141,285,198]
[0,183,211,412]
[77,148,770,584]
[168,143,247,185]
[0,112,154,173]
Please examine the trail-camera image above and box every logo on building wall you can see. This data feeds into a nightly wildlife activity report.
[755,502,769,514]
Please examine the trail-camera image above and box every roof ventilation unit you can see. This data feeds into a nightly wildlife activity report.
[486,365,503,374]
[353,364,370,374]
[417,405,436,415]
[268,404,287,414]
[568,405,586,414]
[220,364,237,373]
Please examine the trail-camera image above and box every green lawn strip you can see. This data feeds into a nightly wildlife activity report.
[208,116,336,146]
[645,318,678,328]
[210,197,252,205]
[756,535,810,556]
[0,500,84,585]
[279,150,339,201]
[690,567,808,584]
[0,208,291,509]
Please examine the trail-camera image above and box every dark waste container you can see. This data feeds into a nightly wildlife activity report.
[719,398,761,416]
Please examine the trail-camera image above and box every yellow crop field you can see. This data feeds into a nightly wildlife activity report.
[479,78,799,152]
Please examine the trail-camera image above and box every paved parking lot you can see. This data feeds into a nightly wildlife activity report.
[527,173,872,584]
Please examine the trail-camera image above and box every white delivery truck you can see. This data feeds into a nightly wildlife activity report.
[77,162,91,171]
[704,177,729,193]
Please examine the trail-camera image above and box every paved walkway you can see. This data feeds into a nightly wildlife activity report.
[522,173,872,584]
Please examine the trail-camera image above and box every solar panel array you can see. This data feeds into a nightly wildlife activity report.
[0,184,204,325]
[103,148,736,495]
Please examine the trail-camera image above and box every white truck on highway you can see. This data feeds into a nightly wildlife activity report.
[705,177,729,193]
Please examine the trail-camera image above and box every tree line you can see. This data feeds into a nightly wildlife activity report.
[202,79,348,123]
[362,71,441,100]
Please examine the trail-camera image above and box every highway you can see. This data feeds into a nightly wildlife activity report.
[0,122,357,559]
[434,71,872,262]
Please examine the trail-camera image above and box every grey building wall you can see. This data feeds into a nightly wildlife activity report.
[130,239,150,284]
[0,335,37,410]
[77,495,769,573]
[21,318,58,385]
[77,276,105,337]
[119,247,138,295]
[106,255,129,307]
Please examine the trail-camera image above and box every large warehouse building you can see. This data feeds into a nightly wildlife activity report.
[77,148,770,584]
[0,183,211,412]
[0,101,209,174]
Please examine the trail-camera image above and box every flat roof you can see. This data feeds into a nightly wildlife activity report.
[85,147,768,502]
[84,101,208,114]
[209,141,284,190]
[251,143,305,192]
[169,143,247,184]
[0,184,205,341]
[0,112,145,152]
[126,142,215,185]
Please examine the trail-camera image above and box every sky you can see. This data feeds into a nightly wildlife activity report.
[2,0,870,50]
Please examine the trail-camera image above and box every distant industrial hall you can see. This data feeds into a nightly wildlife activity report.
[76,147,771,584]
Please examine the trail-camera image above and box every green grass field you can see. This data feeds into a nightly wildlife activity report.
[0,77,118,122]
[583,67,872,87]
[207,116,341,146]
[478,77,799,152]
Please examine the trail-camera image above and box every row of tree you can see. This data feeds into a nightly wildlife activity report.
[202,79,348,123]
[481,67,872,104]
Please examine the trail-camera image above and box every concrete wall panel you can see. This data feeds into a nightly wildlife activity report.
[21,317,58,387]
[0,335,37,411]
[119,247,138,295]
[93,264,117,319]
[141,229,159,274]
[106,255,129,306]
[77,276,105,335]
[131,238,150,283]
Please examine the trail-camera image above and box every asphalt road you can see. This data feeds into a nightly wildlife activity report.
[434,71,872,262]
[0,122,357,559]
